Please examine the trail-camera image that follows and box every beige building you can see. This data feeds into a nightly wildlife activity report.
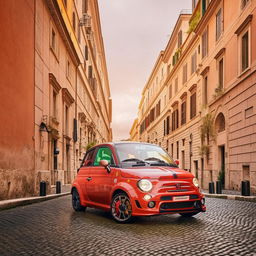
[133,0,256,193]
[0,0,112,200]
[130,118,139,141]
[35,0,112,192]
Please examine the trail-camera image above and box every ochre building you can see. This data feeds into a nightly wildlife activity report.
[132,0,256,193]
[0,0,112,199]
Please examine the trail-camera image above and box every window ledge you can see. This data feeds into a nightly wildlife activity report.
[238,67,251,78]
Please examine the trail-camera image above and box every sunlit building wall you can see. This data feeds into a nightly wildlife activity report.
[135,0,256,192]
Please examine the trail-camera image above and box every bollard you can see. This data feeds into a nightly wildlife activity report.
[209,182,215,194]
[216,181,222,194]
[40,181,46,196]
[56,181,61,194]
[241,180,250,196]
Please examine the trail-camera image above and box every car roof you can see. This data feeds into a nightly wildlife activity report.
[90,141,156,149]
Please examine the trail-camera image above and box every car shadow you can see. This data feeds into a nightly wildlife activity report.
[69,207,206,236]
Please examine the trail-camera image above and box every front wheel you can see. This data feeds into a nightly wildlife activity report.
[72,189,86,212]
[179,212,199,217]
[111,193,134,223]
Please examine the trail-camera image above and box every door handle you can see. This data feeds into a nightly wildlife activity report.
[87,177,92,181]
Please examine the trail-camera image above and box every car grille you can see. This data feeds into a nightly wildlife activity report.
[160,201,195,210]
[159,181,194,193]
[160,195,199,201]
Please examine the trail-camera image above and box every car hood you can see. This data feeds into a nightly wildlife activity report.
[120,166,194,180]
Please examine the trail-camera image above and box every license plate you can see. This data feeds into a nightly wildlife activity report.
[173,196,189,201]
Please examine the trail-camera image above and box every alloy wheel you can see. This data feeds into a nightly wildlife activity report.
[111,193,133,223]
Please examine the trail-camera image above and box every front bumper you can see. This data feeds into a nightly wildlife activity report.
[131,193,206,216]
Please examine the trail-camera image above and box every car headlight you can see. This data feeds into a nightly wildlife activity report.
[193,178,199,187]
[137,179,153,192]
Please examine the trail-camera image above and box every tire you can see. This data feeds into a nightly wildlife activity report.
[72,189,86,212]
[179,212,199,217]
[111,193,134,223]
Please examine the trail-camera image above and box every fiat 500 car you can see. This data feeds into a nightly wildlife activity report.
[71,142,206,223]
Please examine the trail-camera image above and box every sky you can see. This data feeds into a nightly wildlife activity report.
[98,0,191,141]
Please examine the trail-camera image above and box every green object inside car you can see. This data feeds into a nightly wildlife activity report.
[94,147,112,166]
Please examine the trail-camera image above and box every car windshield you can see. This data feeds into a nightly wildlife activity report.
[115,143,177,168]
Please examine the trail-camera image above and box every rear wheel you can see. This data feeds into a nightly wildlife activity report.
[72,189,86,212]
[111,193,133,223]
[179,212,199,217]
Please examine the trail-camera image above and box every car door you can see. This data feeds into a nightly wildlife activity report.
[86,146,115,205]
[77,148,96,202]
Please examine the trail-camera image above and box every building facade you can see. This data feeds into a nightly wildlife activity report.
[0,0,112,200]
[133,0,256,193]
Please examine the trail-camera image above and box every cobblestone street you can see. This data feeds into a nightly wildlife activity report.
[0,196,255,256]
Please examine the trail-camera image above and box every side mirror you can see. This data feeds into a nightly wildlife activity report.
[100,160,111,173]
[175,160,179,166]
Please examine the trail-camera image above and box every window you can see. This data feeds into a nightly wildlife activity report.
[85,45,89,60]
[171,143,174,156]
[202,28,208,58]
[203,76,208,105]
[88,65,93,79]
[178,30,182,48]
[176,141,179,159]
[175,77,178,93]
[172,108,179,131]
[53,91,57,118]
[51,29,56,51]
[169,84,172,99]
[218,58,224,89]
[241,0,249,9]
[94,147,114,166]
[191,51,197,74]
[241,31,249,71]
[216,9,222,41]
[72,12,76,32]
[190,92,196,119]
[65,105,69,135]
[82,148,96,167]
[181,101,186,125]
[182,64,187,84]
[82,0,88,13]
[67,60,71,78]
[156,100,161,117]
[163,120,166,136]
[166,116,170,135]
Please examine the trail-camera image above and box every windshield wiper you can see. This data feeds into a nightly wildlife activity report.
[122,158,146,163]
[121,158,149,166]
[144,157,177,167]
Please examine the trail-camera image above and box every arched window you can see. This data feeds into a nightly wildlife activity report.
[215,112,225,133]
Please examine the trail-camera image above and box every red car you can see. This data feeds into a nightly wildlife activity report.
[71,142,206,223]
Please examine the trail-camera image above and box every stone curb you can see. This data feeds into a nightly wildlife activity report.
[203,193,256,203]
[0,192,70,211]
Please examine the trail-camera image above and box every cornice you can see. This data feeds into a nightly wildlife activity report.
[235,14,253,35]
[49,73,61,92]
[214,48,226,60]
[45,0,80,66]
[194,0,222,35]
[62,88,75,106]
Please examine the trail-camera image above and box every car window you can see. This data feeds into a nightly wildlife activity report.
[82,148,96,166]
[93,147,114,166]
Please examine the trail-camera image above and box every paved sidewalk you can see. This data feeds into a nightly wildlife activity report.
[202,189,256,203]
[0,192,70,211]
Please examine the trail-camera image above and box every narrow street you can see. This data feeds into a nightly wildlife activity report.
[0,196,255,256]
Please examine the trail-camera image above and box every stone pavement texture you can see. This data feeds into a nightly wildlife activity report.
[0,196,255,256]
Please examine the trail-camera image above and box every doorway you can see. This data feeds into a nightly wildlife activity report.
[219,145,225,188]
[194,160,198,179]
